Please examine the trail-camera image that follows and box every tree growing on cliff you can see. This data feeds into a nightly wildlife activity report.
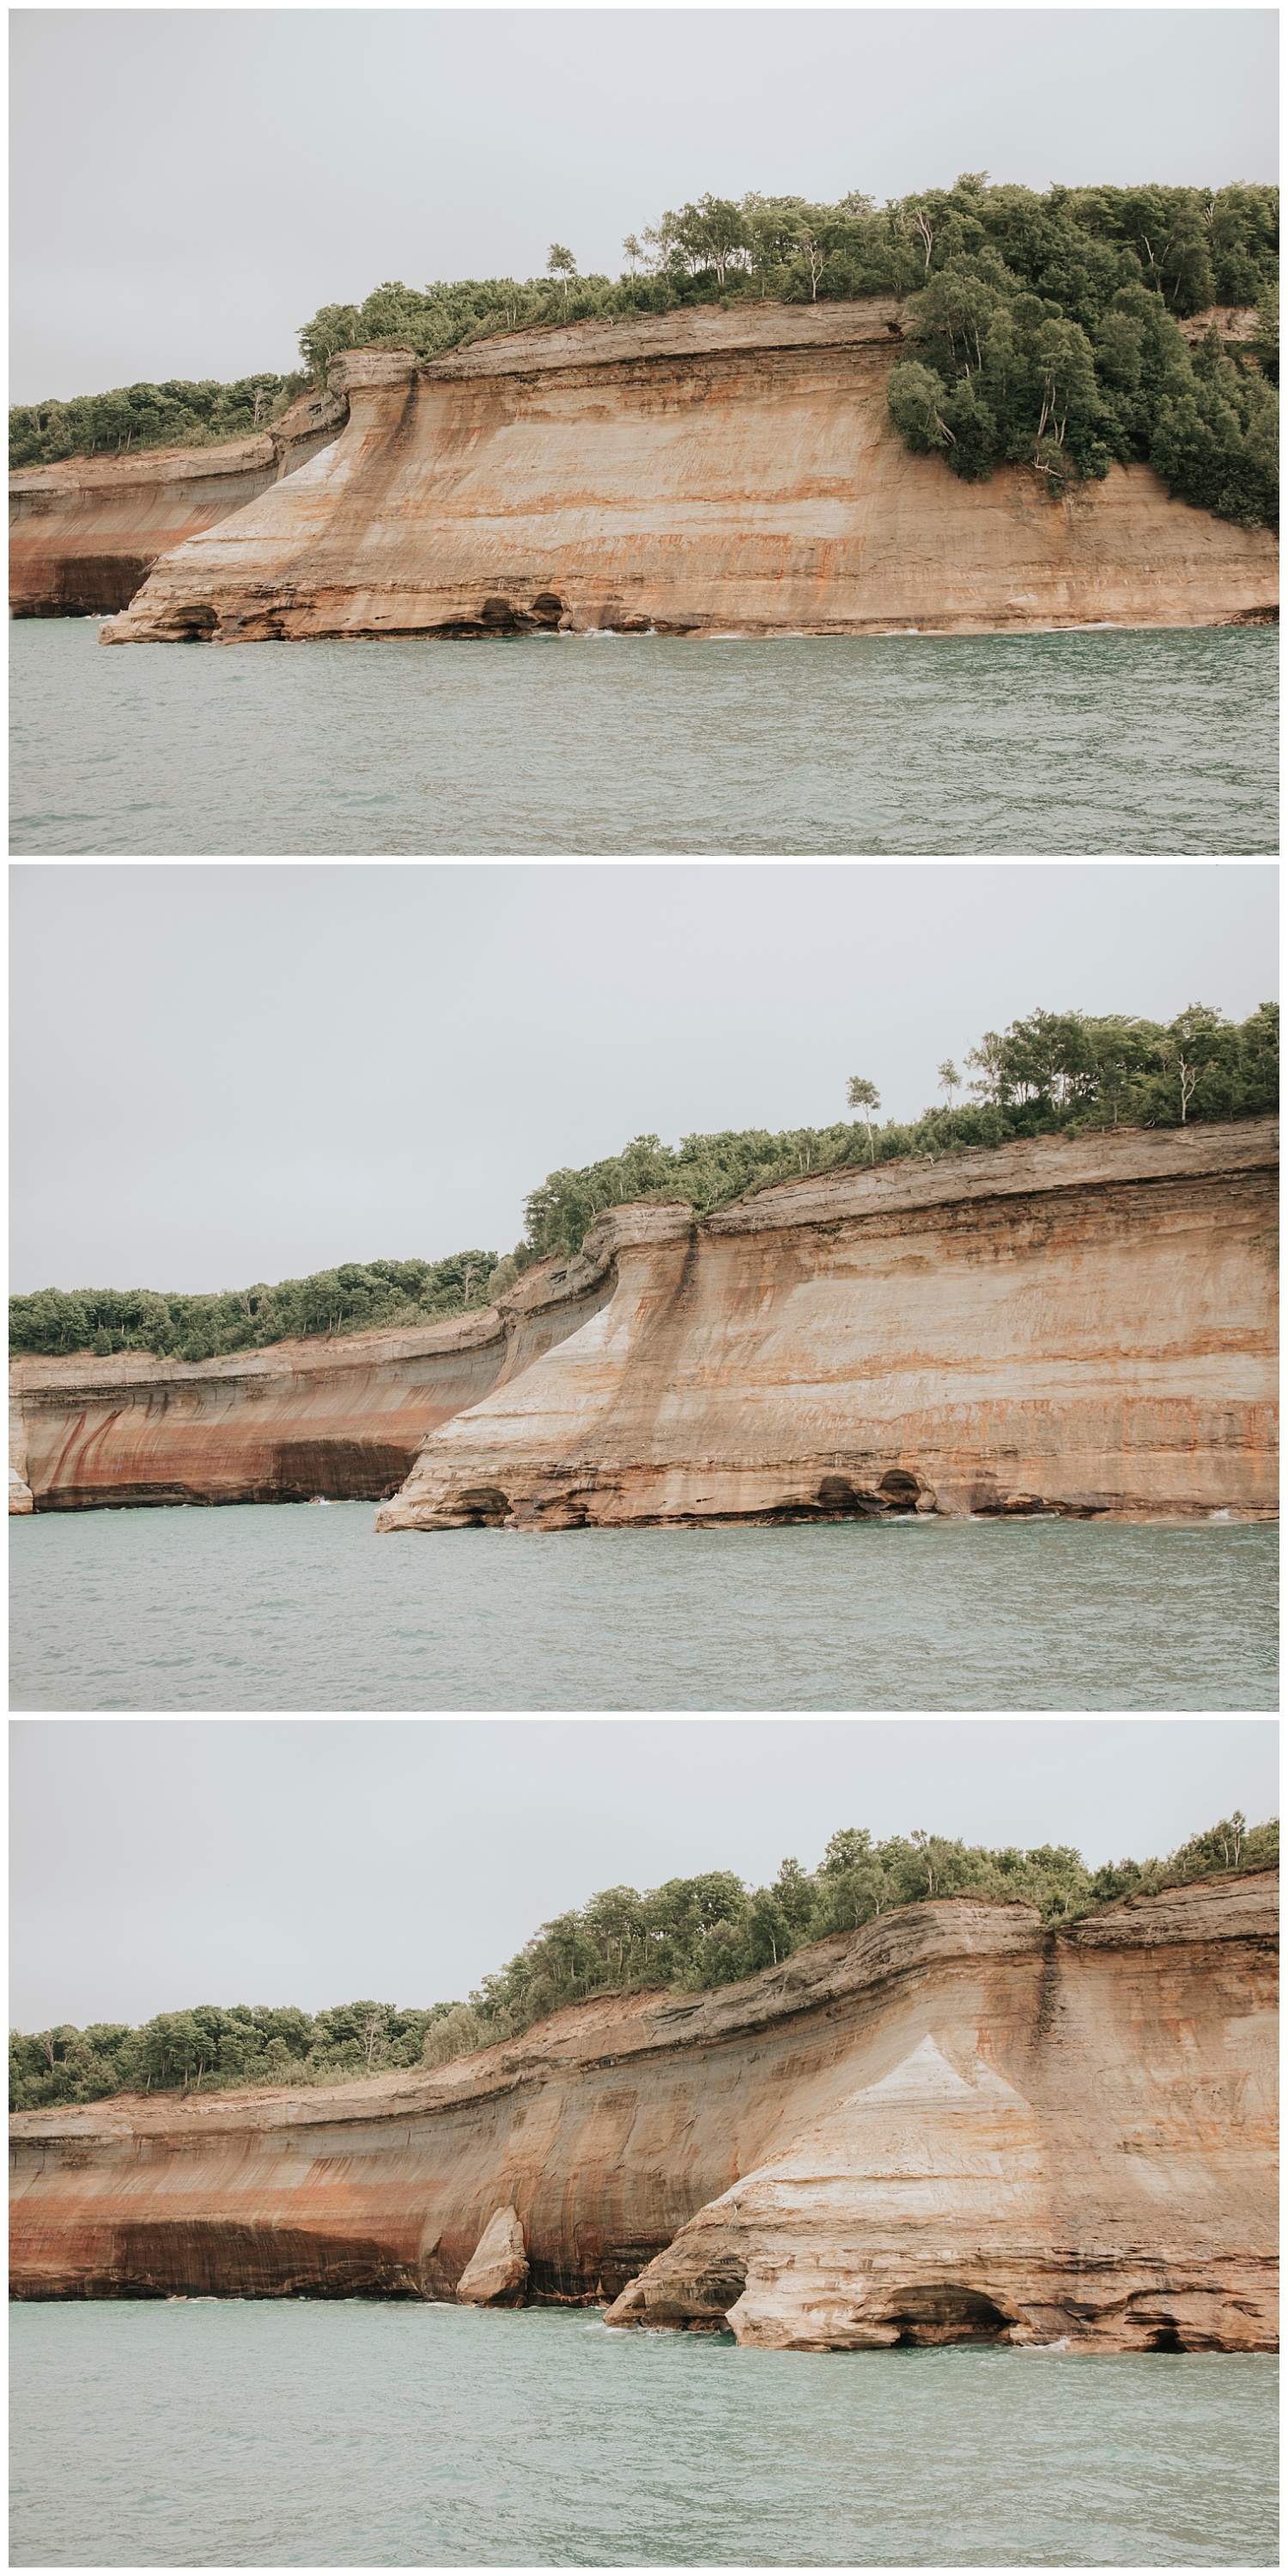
[546,245,578,309]
[846,1076,881,1161]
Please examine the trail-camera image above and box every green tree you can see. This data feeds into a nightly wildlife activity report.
[546,245,578,308]
[846,1075,882,1161]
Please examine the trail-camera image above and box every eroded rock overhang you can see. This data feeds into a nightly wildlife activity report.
[375,1119,1279,1532]
[9,1876,1278,2352]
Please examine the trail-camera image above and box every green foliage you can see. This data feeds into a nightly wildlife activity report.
[289,180,1273,530]
[15,1001,1273,1352]
[9,373,308,473]
[16,179,1273,525]
[13,1814,1275,2111]
[8,1249,513,1362]
[8,1997,451,2112]
[520,1001,1278,1262]
[882,178,1277,526]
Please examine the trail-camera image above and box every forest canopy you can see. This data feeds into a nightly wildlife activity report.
[10,179,1276,524]
[9,1810,1276,2112]
[9,1000,1277,1355]
[8,372,308,472]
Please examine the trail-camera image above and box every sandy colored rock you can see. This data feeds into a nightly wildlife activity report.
[9,386,345,618]
[97,306,1277,645]
[376,1120,1279,1531]
[9,1257,612,1512]
[9,1878,1277,2351]
[456,2205,529,2305]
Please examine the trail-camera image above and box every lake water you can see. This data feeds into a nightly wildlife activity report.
[9,1506,1276,1711]
[9,2303,1278,2567]
[9,619,1278,857]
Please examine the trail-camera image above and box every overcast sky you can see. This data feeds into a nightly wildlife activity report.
[9,1716,1278,2027]
[9,861,1278,1294]
[10,8,1279,400]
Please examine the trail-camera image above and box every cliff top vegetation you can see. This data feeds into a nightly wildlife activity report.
[9,372,308,473]
[9,1810,1276,2114]
[9,999,1276,1359]
[10,178,1276,526]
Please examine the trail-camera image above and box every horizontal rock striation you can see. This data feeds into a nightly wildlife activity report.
[9,386,347,618]
[9,1876,1278,2352]
[377,1120,1279,1532]
[9,1255,614,1512]
[98,306,1278,644]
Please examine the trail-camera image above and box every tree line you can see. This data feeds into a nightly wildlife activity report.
[9,999,1277,1356]
[11,179,1276,523]
[521,998,1277,1261]
[9,1249,501,1364]
[8,372,309,474]
[9,1810,1276,2113]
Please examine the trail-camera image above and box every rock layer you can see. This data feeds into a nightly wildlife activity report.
[377,1121,1279,1532]
[9,387,346,618]
[9,1252,613,1512]
[97,307,1278,644]
[9,1876,1278,2353]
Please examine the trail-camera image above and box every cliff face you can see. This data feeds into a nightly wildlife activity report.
[9,1257,613,1512]
[97,308,1278,645]
[377,1122,1279,1532]
[13,1124,1277,1519]
[9,387,346,618]
[9,1876,1278,2354]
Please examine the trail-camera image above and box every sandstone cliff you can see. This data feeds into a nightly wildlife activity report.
[9,1252,612,1512]
[12,1123,1277,1518]
[9,1876,1277,2353]
[9,386,345,618]
[97,306,1278,644]
[377,1121,1279,1531]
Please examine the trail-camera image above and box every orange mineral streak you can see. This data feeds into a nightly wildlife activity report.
[9,1878,1278,2352]
[94,308,1278,645]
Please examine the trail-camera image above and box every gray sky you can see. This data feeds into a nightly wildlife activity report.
[9,1717,1278,2027]
[10,9,1279,401]
[9,862,1278,1294]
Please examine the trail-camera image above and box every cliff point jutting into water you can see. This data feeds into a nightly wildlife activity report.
[9,305,1277,638]
[88,310,1279,640]
[9,1120,1279,1521]
[9,1872,1278,2350]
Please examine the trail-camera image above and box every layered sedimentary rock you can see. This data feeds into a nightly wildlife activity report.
[98,306,1278,644]
[9,385,345,618]
[377,1120,1279,1532]
[9,1252,612,1512]
[9,1876,1278,2353]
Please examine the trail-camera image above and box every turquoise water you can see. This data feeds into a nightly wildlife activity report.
[9,619,1278,856]
[8,2303,1278,2567]
[9,1507,1276,1710]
